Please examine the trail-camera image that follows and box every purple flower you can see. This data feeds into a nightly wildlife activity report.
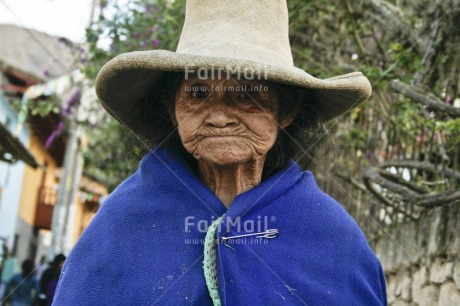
[148,27,154,34]
[43,69,50,77]
[45,121,64,149]
[62,88,82,117]
[133,32,139,39]
[152,38,160,47]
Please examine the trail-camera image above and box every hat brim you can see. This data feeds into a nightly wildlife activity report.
[96,50,372,138]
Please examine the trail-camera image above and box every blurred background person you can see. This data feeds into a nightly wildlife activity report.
[33,257,46,287]
[0,250,19,305]
[38,254,65,306]
[4,259,37,306]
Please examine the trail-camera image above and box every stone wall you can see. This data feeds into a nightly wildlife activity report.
[372,204,460,306]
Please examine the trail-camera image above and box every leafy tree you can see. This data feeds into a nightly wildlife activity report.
[84,0,460,236]
[84,0,186,190]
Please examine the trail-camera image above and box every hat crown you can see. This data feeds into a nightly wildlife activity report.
[176,0,293,67]
[96,0,372,137]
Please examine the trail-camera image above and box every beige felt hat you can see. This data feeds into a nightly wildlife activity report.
[96,0,372,137]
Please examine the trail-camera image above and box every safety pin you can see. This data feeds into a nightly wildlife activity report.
[221,229,279,243]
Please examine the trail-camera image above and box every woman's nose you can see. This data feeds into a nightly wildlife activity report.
[204,94,238,128]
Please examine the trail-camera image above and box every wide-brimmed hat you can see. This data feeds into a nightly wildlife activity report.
[96,0,372,137]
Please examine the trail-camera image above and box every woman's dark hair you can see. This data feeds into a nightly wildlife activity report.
[134,71,327,178]
[266,83,327,177]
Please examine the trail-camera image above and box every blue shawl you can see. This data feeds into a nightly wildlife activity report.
[53,148,387,305]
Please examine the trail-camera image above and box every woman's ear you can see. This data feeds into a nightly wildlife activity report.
[279,90,302,128]
[168,107,178,127]
[167,76,186,127]
[280,110,297,128]
[164,92,178,127]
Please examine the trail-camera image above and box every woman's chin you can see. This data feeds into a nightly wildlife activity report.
[194,147,253,166]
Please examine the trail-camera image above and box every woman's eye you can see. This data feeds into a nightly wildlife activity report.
[190,86,209,99]
[236,90,259,100]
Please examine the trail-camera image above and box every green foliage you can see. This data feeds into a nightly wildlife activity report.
[12,96,61,117]
[394,99,426,135]
[83,0,460,200]
[83,117,148,190]
[83,0,186,190]
[438,118,460,151]
[84,0,186,79]
[29,98,61,117]
[343,128,368,152]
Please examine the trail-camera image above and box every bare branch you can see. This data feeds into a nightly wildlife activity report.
[364,167,460,208]
[390,80,460,118]
[412,190,460,208]
[376,168,429,194]
[362,0,427,55]
[380,160,460,179]
[364,167,418,198]
[335,171,368,192]
[362,169,418,220]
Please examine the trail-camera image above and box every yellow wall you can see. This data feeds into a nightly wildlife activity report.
[71,178,106,244]
[72,199,98,244]
[18,130,107,247]
[17,130,58,225]
[72,198,84,244]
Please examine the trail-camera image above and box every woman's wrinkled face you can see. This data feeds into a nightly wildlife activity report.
[172,76,293,166]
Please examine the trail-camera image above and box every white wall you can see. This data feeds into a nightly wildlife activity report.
[0,91,30,254]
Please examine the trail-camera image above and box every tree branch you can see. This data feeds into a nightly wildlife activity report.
[364,167,418,198]
[380,160,460,179]
[335,171,368,192]
[362,0,427,56]
[412,190,460,208]
[364,167,460,208]
[390,80,460,118]
[362,169,417,220]
[376,168,429,194]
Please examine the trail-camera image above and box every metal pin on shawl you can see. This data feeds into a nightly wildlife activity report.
[204,217,279,305]
[220,229,279,246]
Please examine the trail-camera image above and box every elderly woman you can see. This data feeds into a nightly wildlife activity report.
[53,0,387,305]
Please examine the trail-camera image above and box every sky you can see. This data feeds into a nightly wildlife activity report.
[0,0,95,43]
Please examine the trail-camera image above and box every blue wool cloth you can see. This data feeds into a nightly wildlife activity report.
[53,148,387,305]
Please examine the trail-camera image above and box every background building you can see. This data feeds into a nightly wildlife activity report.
[0,24,106,267]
